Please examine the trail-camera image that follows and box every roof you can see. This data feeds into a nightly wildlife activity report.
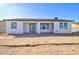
[0,20,4,22]
[4,18,74,22]
[73,22,79,25]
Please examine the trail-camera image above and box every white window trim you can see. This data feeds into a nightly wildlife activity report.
[40,23,49,29]
[11,22,17,29]
[60,22,68,30]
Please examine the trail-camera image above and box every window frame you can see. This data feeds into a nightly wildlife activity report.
[46,23,49,29]
[59,22,68,30]
[11,22,17,29]
[60,23,63,29]
[40,23,45,29]
[64,22,68,29]
[40,23,49,29]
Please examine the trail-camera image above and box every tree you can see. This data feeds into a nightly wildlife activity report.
[54,17,58,19]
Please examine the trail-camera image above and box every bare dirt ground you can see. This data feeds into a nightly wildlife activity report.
[0,33,79,55]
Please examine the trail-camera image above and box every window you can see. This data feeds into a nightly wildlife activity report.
[40,23,45,29]
[11,22,17,29]
[46,23,49,29]
[40,23,49,29]
[60,23,63,29]
[59,22,68,30]
[64,23,67,29]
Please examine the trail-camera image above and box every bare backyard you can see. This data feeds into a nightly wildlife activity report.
[0,33,79,55]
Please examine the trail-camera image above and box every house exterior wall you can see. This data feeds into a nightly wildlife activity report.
[6,21,23,34]
[6,21,72,34]
[23,23,29,33]
[40,23,53,33]
[0,21,6,33]
[54,22,72,33]
[23,21,54,34]
[36,22,40,34]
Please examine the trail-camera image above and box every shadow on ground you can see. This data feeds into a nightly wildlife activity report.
[9,32,79,37]
[1,43,79,47]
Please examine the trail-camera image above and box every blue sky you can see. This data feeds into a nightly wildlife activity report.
[0,3,79,22]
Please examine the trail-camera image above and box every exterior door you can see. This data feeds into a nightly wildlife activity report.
[29,23,36,33]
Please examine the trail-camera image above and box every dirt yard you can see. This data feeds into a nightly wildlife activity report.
[0,33,79,55]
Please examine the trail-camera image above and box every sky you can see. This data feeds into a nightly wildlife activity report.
[0,3,79,22]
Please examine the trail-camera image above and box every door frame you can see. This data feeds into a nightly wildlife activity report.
[29,23,36,33]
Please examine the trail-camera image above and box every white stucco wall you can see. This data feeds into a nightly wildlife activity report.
[6,21,23,34]
[36,22,40,34]
[6,21,72,34]
[23,23,29,33]
[54,22,72,33]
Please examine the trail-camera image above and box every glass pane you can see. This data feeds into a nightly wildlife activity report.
[60,23,63,29]
[46,23,49,29]
[40,23,45,29]
[64,23,67,29]
[29,23,36,33]
[60,23,63,27]
[64,23,67,26]
[11,22,17,29]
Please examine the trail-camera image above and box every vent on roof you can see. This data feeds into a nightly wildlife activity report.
[54,17,58,19]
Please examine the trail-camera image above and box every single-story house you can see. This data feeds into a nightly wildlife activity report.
[72,22,79,32]
[4,18,74,34]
